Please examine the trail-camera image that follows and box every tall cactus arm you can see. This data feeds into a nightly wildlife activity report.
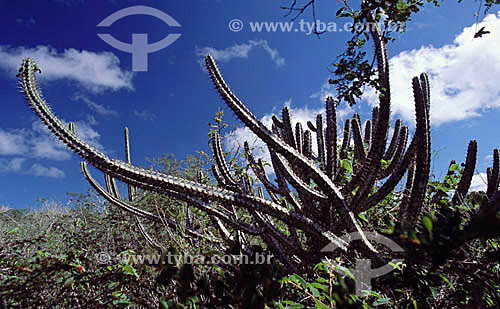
[346,19,391,203]
[362,136,417,212]
[339,119,351,160]
[303,129,313,159]
[486,148,500,199]
[419,73,431,161]
[244,142,282,196]
[363,120,372,151]
[315,114,326,168]
[211,131,239,188]
[378,125,409,180]
[104,174,121,200]
[335,119,352,184]
[351,116,366,166]
[325,97,337,179]
[295,122,304,154]
[210,164,227,187]
[268,150,305,211]
[371,106,379,138]
[399,157,416,221]
[124,127,136,201]
[452,140,478,205]
[383,119,402,161]
[403,75,431,227]
[282,106,297,149]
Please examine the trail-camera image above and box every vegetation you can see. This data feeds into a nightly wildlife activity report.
[1,1,500,308]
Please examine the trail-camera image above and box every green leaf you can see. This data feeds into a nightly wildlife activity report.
[280,300,305,308]
[422,215,433,233]
[308,284,320,297]
[373,297,391,306]
[289,274,307,289]
[439,274,455,291]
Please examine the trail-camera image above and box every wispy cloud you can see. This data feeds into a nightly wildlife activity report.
[0,116,102,178]
[134,110,156,121]
[73,94,118,117]
[15,16,36,25]
[0,158,25,173]
[0,129,29,155]
[0,45,134,92]
[29,163,65,178]
[362,11,500,126]
[0,158,64,178]
[196,40,285,67]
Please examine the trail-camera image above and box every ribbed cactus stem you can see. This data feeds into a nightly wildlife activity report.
[124,127,136,201]
[452,140,477,205]
[487,148,500,199]
[325,97,337,179]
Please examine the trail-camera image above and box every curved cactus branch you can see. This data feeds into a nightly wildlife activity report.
[378,125,408,180]
[343,19,391,202]
[351,116,366,168]
[486,148,500,199]
[383,119,402,161]
[363,120,372,151]
[315,114,326,169]
[452,140,477,205]
[211,131,239,189]
[325,97,337,179]
[339,119,351,161]
[403,75,431,227]
[295,122,303,155]
[281,106,297,149]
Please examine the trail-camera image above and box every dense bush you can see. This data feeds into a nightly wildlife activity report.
[1,153,499,308]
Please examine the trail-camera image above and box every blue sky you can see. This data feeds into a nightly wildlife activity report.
[0,0,498,209]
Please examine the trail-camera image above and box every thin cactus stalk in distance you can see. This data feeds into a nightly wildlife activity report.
[17,21,500,272]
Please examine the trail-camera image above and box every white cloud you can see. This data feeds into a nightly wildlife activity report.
[196,40,285,67]
[0,158,25,173]
[0,129,29,155]
[362,11,500,126]
[470,173,487,192]
[134,110,156,121]
[0,158,64,178]
[73,94,118,117]
[31,118,103,155]
[0,117,102,178]
[0,45,134,92]
[29,163,65,178]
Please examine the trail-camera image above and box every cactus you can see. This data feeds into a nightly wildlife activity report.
[17,19,500,273]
